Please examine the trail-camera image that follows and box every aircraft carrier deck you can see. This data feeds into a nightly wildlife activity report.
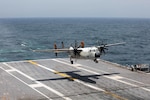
[0,58,150,100]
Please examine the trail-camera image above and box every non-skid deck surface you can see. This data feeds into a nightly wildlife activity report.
[0,58,150,100]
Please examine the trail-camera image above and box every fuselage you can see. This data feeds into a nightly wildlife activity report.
[69,46,101,59]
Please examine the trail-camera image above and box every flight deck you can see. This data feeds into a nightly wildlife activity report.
[0,58,150,100]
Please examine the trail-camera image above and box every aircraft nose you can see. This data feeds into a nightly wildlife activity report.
[95,52,100,57]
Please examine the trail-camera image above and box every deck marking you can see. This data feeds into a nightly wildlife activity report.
[28,60,127,100]
[57,58,150,92]
[53,59,150,98]
[28,60,39,66]
[54,71,76,81]
[29,83,43,88]
[106,75,123,80]
[28,60,76,81]
[58,59,108,73]
[3,63,72,100]
[27,60,76,81]
[0,65,51,100]
[6,69,16,72]
[3,63,35,81]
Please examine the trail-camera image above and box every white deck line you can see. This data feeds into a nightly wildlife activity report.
[27,60,127,100]
[0,66,51,100]
[2,63,72,100]
[53,59,150,92]
[27,60,105,92]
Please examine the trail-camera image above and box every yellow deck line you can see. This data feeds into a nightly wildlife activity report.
[27,60,76,81]
[28,60,39,66]
[28,60,127,100]
[104,91,127,100]
[54,71,76,81]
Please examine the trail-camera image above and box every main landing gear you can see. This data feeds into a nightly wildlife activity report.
[94,59,98,63]
[70,56,74,64]
[71,60,74,64]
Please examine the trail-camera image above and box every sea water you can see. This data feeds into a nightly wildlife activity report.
[0,18,150,65]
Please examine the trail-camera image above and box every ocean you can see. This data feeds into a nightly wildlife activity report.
[0,18,150,65]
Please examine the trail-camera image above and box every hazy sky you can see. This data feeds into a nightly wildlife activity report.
[0,0,150,18]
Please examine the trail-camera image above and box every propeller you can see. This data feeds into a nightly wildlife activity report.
[53,41,82,58]
[97,41,125,55]
[69,40,82,59]
[99,45,108,54]
[97,41,108,54]
[73,40,80,57]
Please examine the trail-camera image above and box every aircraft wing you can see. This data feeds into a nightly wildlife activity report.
[33,48,70,53]
[105,42,126,47]
[97,42,126,48]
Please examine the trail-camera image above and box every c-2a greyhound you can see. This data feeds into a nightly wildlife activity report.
[33,41,125,64]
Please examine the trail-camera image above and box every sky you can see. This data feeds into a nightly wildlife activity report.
[0,0,150,18]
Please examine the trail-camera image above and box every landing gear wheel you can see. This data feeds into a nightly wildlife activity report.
[70,56,74,64]
[71,60,74,64]
[94,59,98,63]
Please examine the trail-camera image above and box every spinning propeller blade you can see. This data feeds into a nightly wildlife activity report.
[97,41,125,54]
[99,45,108,54]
